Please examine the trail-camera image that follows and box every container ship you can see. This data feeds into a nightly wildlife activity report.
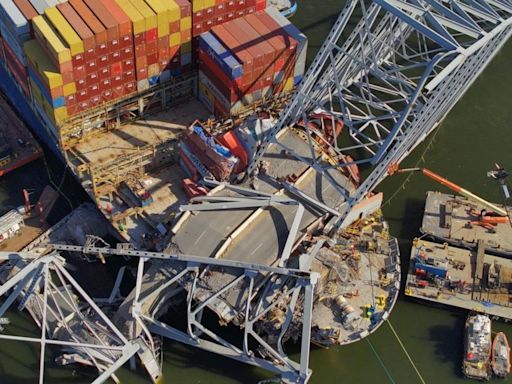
[0,0,307,246]
[0,92,42,177]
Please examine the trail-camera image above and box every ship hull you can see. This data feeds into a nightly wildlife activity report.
[0,63,63,161]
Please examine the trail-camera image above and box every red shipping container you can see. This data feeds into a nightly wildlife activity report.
[73,65,86,81]
[257,11,297,55]
[97,42,109,55]
[111,62,123,76]
[98,54,109,69]
[135,55,147,68]
[237,18,275,68]
[62,71,74,85]
[98,66,110,80]
[135,44,146,57]
[203,19,214,32]
[90,95,101,106]
[112,74,123,86]
[58,3,95,56]
[69,0,107,45]
[181,30,191,43]
[112,85,124,98]
[236,10,245,18]
[77,89,88,102]
[146,40,157,56]
[123,59,135,71]
[83,0,119,43]
[120,46,133,61]
[193,10,204,23]
[87,71,99,83]
[78,100,89,111]
[159,47,169,59]
[102,89,113,101]
[170,21,180,34]
[147,53,158,66]
[67,104,80,115]
[88,83,100,97]
[158,36,168,50]
[145,28,157,43]
[237,0,246,7]
[226,0,236,11]
[137,66,148,80]
[76,78,88,91]
[175,0,191,17]
[123,70,135,81]
[134,33,144,45]
[169,45,180,58]
[13,0,38,22]
[204,7,214,19]
[212,24,254,72]
[255,0,265,10]
[110,50,121,62]
[102,0,132,36]
[86,59,98,74]
[214,3,225,15]
[199,50,240,102]
[215,15,224,25]
[65,94,77,106]
[100,78,111,91]
[84,48,96,61]
[120,34,133,49]
[226,11,235,21]
[193,23,203,36]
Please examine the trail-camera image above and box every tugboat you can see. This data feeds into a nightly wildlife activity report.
[491,332,510,378]
[463,313,491,381]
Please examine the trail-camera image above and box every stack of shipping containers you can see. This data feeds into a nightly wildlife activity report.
[0,0,307,133]
[197,8,307,116]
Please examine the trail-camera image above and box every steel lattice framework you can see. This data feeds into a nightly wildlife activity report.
[248,0,512,229]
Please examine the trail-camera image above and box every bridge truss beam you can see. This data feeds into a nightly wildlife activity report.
[247,0,512,230]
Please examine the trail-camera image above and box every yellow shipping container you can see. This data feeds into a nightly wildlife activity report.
[29,78,44,107]
[45,8,84,56]
[191,0,205,13]
[169,32,181,47]
[180,16,191,31]
[32,16,71,64]
[284,77,294,92]
[144,0,169,37]
[128,0,157,31]
[115,0,145,35]
[63,82,76,97]
[24,40,63,90]
[166,0,180,22]
[204,0,215,8]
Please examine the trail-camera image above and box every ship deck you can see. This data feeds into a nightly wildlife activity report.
[65,99,210,244]
[405,239,512,320]
[421,191,512,256]
[0,93,42,176]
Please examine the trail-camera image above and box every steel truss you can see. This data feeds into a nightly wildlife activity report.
[247,0,512,230]
[0,252,141,384]
[48,241,318,384]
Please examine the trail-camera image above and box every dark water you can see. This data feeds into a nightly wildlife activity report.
[1,1,512,383]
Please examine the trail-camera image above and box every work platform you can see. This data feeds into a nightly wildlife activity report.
[406,239,512,320]
[421,191,512,257]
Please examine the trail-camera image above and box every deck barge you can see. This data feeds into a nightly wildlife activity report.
[405,239,512,320]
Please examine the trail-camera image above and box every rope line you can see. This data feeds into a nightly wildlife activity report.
[383,125,443,207]
[366,338,397,384]
[387,320,427,384]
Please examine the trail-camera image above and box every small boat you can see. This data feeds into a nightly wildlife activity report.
[492,332,510,378]
[463,313,491,381]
